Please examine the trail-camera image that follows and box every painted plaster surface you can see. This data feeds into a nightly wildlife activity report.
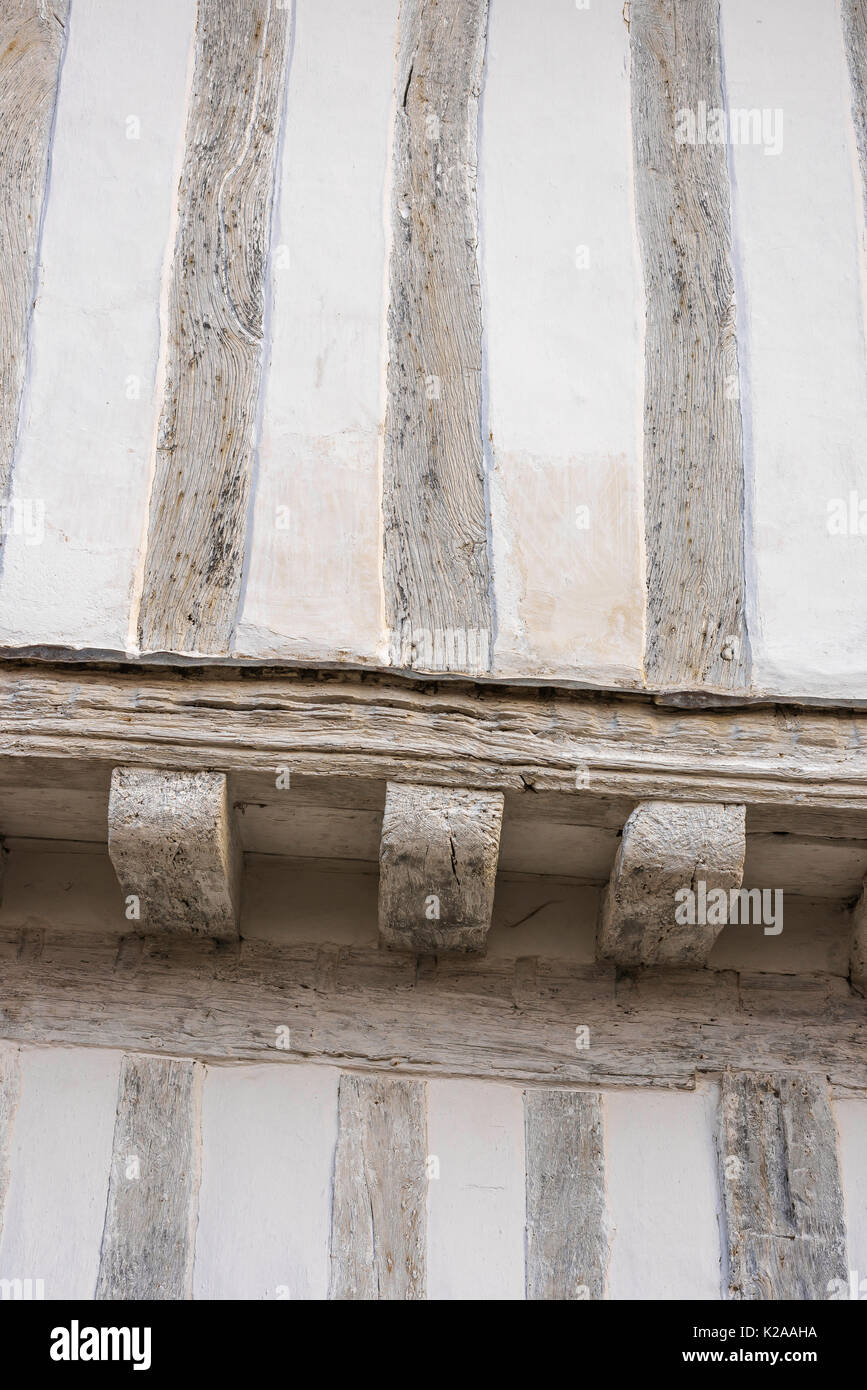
[234,0,396,664]
[722,0,867,698]
[0,0,194,651]
[481,0,645,685]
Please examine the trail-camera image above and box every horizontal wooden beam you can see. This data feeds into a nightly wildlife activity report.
[378,784,503,953]
[1,927,865,1092]
[1,668,867,830]
[107,768,242,939]
[597,801,746,967]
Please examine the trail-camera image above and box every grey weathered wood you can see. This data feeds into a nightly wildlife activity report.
[849,880,867,993]
[107,768,242,939]
[631,0,748,692]
[0,1,67,511]
[382,0,492,674]
[0,1046,21,1244]
[3,928,866,1091]
[525,1089,608,1300]
[597,800,746,966]
[137,0,290,655]
[843,2,867,239]
[329,1074,427,1300]
[6,669,867,832]
[718,1072,848,1300]
[378,783,503,953]
[95,1054,202,1300]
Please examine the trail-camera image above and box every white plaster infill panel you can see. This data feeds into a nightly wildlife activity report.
[481,0,645,687]
[0,0,195,653]
[233,0,397,666]
[722,0,867,699]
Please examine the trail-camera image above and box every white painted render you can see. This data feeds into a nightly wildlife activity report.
[194,1063,338,1300]
[234,0,396,665]
[481,0,646,686]
[721,0,867,698]
[0,1047,120,1298]
[605,1086,722,1300]
[0,0,194,652]
[426,1078,525,1300]
[835,1096,867,1288]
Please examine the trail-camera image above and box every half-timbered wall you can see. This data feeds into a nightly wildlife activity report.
[0,1047,863,1301]
[2,0,867,701]
[1,0,867,1306]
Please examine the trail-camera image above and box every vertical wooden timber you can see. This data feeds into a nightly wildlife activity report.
[718,1073,848,1300]
[382,0,492,674]
[0,1047,20,1244]
[524,1089,608,1300]
[329,1073,427,1300]
[630,0,749,691]
[0,1,66,515]
[96,1055,202,1300]
[137,0,289,655]
[843,3,867,229]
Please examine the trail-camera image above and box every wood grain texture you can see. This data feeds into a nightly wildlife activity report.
[631,0,748,692]
[0,1046,20,1245]
[851,881,867,992]
[6,669,867,832]
[0,0,66,511]
[2,928,866,1091]
[844,3,867,247]
[96,1054,202,1300]
[378,783,503,952]
[525,1089,608,1300]
[597,801,745,966]
[719,1072,848,1300]
[382,0,492,674]
[107,768,242,939]
[329,1073,427,1299]
[137,0,290,655]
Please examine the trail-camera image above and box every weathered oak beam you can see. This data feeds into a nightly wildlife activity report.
[630,0,748,692]
[843,2,867,241]
[137,0,290,655]
[524,1090,608,1300]
[329,1074,427,1300]
[96,1054,202,1300]
[378,783,504,953]
[107,768,242,939]
[4,668,867,829]
[382,0,492,674]
[850,881,867,993]
[718,1072,848,1300]
[597,801,746,966]
[2,928,865,1091]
